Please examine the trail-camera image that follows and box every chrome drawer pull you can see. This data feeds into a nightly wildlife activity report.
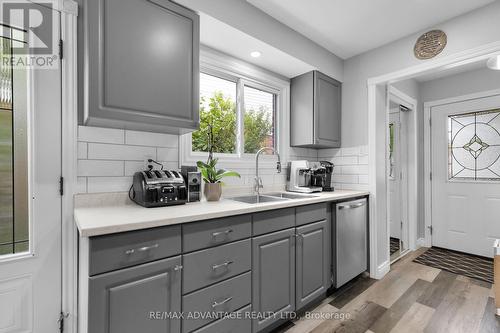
[212,260,233,271]
[338,202,365,210]
[124,243,159,255]
[212,229,233,240]
[212,297,232,308]
[174,265,183,271]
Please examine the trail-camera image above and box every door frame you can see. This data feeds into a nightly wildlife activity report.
[59,1,79,332]
[423,88,500,248]
[386,87,417,262]
[367,41,500,279]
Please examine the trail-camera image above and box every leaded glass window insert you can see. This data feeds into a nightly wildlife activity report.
[448,109,500,181]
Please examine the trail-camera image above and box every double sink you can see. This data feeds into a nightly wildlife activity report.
[230,192,318,204]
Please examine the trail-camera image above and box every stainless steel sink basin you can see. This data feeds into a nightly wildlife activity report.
[229,195,288,204]
[265,192,319,200]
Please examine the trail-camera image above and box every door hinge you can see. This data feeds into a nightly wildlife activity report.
[59,39,63,60]
[429,172,432,181]
[58,312,69,333]
[429,118,432,127]
[59,176,64,196]
[427,225,433,235]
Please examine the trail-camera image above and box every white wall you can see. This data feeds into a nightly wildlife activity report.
[421,67,500,102]
[174,0,343,81]
[342,1,500,147]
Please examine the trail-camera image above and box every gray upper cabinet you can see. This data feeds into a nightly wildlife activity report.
[82,0,200,134]
[88,256,182,333]
[252,228,296,333]
[290,71,341,148]
[295,220,329,310]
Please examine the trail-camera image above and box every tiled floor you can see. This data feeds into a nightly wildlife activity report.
[274,248,499,333]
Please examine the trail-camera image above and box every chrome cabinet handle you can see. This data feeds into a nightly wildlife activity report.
[212,260,233,271]
[212,297,232,308]
[124,243,159,255]
[338,202,365,210]
[212,229,233,240]
[174,265,183,271]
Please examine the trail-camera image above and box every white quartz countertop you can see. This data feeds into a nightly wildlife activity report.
[75,190,369,237]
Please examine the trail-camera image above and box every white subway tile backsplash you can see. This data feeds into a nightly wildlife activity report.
[78,160,124,177]
[332,156,358,166]
[77,177,87,193]
[358,174,369,184]
[333,174,359,184]
[340,146,360,156]
[359,145,369,156]
[78,126,124,144]
[340,164,369,175]
[156,147,178,162]
[318,148,340,158]
[88,143,156,161]
[358,155,369,165]
[125,130,179,148]
[77,142,88,159]
[87,177,132,193]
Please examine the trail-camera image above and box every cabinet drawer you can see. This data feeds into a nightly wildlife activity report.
[183,239,251,294]
[191,305,252,333]
[183,215,251,252]
[89,225,181,276]
[296,203,327,226]
[183,273,251,333]
[253,208,295,236]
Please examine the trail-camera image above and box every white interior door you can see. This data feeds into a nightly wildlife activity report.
[0,4,62,332]
[431,93,500,257]
[388,111,402,240]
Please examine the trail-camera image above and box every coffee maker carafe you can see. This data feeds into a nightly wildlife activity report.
[319,161,334,191]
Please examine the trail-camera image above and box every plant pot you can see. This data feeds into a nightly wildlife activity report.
[204,182,222,201]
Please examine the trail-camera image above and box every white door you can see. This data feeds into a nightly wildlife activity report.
[0,3,62,332]
[388,112,402,240]
[431,93,500,257]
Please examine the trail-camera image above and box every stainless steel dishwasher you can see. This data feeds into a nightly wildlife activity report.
[335,198,368,287]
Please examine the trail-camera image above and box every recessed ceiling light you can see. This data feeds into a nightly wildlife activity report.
[487,55,500,70]
[250,51,261,58]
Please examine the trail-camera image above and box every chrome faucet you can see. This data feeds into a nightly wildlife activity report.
[254,147,281,197]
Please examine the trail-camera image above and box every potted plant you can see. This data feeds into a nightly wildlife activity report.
[197,157,240,201]
[196,124,240,201]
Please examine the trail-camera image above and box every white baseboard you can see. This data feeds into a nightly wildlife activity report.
[416,238,426,248]
[371,260,390,280]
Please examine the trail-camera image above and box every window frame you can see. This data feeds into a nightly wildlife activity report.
[180,48,290,168]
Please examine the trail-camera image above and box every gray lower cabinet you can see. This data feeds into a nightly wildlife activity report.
[88,255,182,333]
[81,0,200,134]
[290,70,341,148]
[252,228,296,333]
[295,220,329,310]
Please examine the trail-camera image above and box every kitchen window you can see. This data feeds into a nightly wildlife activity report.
[192,72,277,156]
[180,49,288,167]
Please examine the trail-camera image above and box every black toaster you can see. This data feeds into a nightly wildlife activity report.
[130,169,188,207]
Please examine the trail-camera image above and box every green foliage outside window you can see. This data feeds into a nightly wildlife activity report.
[192,92,274,154]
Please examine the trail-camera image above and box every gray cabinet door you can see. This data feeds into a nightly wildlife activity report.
[252,228,296,333]
[290,70,341,148]
[88,256,181,333]
[83,0,199,133]
[314,71,341,147]
[295,220,329,310]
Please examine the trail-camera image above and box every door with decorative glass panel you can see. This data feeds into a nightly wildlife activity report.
[431,93,500,257]
[0,4,62,332]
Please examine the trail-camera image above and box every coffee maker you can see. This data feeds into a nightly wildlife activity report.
[286,160,323,193]
[319,161,334,191]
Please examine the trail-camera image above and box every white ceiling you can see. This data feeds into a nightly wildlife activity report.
[199,13,315,78]
[247,0,495,59]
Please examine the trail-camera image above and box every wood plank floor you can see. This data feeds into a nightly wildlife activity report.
[274,248,499,333]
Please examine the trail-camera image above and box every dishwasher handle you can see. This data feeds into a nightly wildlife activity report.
[338,202,366,210]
